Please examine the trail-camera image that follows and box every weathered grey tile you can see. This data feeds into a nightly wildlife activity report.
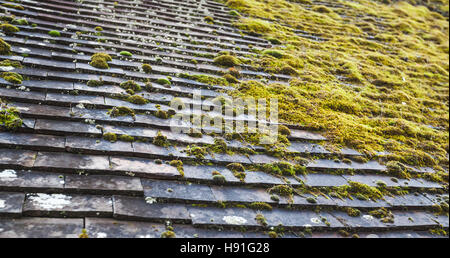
[211,185,274,204]
[0,218,83,238]
[0,192,25,218]
[260,209,343,229]
[189,206,259,228]
[0,149,36,168]
[65,136,134,155]
[183,165,240,183]
[65,174,143,196]
[113,195,191,223]
[34,152,110,172]
[300,173,347,187]
[0,132,65,151]
[0,169,64,193]
[330,211,387,229]
[142,179,215,203]
[35,119,102,136]
[23,193,113,217]
[110,156,181,178]
[85,218,165,238]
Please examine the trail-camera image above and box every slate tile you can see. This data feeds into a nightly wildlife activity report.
[330,211,387,229]
[65,136,134,155]
[211,185,274,204]
[388,211,439,229]
[300,173,347,187]
[0,149,36,169]
[11,103,71,118]
[142,179,215,203]
[34,119,101,135]
[343,174,400,187]
[34,152,110,172]
[0,169,64,193]
[0,218,83,238]
[0,192,25,218]
[23,193,113,217]
[65,174,143,196]
[260,209,344,229]
[85,218,165,238]
[189,206,259,228]
[183,165,241,184]
[0,132,65,150]
[307,159,386,171]
[384,194,434,208]
[110,156,181,178]
[113,195,191,223]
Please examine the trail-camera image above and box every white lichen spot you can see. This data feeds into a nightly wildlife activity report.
[223,216,247,225]
[366,234,379,238]
[28,194,72,210]
[96,232,107,238]
[363,215,375,221]
[0,66,15,72]
[145,197,157,204]
[0,169,17,181]
[310,217,321,224]
[0,200,5,209]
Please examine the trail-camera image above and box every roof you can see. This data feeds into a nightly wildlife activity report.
[0,0,448,238]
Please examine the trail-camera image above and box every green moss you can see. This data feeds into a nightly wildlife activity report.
[268,231,278,238]
[169,160,184,176]
[142,64,152,73]
[204,16,215,23]
[118,134,134,142]
[1,72,23,84]
[249,202,272,210]
[94,26,103,31]
[229,10,241,16]
[226,163,245,172]
[269,185,293,197]
[223,74,239,84]
[0,59,22,68]
[161,230,176,238]
[278,125,291,136]
[87,79,104,87]
[108,106,135,117]
[126,95,148,105]
[156,78,171,86]
[369,208,395,223]
[153,131,168,147]
[1,3,24,10]
[0,38,11,55]
[120,80,142,92]
[212,174,227,183]
[119,51,132,57]
[255,213,268,227]
[213,55,240,67]
[346,207,361,217]
[0,105,22,131]
[103,132,117,142]
[0,24,19,34]
[262,49,283,59]
[12,18,28,25]
[306,197,317,204]
[89,53,112,69]
[186,145,207,159]
[48,30,61,37]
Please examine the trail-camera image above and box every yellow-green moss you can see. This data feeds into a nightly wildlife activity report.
[90,53,112,69]
[0,105,22,131]
[1,72,23,84]
[0,40,11,55]
[0,24,19,34]
[213,55,240,67]
[103,132,117,142]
